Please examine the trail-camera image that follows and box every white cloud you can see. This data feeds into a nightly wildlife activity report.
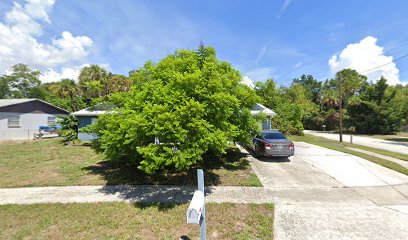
[40,63,111,83]
[40,65,85,83]
[329,36,405,85]
[0,0,93,79]
[240,76,255,89]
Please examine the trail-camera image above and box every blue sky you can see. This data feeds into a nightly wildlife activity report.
[1,0,408,85]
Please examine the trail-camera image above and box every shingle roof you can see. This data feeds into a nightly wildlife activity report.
[0,99,36,108]
[0,98,70,113]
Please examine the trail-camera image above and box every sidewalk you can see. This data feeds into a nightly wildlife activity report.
[304,130,408,155]
[1,184,408,206]
[346,147,408,169]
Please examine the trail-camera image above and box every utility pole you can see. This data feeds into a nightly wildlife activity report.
[339,74,343,142]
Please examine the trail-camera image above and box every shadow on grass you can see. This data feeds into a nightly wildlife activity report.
[133,202,184,212]
[81,145,250,186]
[82,161,220,186]
[96,184,217,209]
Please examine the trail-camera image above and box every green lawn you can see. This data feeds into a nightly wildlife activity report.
[0,202,274,240]
[359,132,408,143]
[290,135,408,176]
[311,132,408,161]
[0,139,261,188]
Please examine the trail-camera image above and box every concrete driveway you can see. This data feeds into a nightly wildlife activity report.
[304,130,408,155]
[246,142,408,240]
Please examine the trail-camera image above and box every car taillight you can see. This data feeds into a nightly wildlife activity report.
[288,143,294,149]
[264,142,273,148]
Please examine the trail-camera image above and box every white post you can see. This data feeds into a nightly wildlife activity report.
[197,169,206,240]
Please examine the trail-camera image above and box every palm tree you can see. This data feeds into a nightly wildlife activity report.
[78,65,109,99]
[50,79,79,111]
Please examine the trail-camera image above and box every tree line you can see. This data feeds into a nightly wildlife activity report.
[0,63,132,112]
[1,52,407,136]
[256,69,408,134]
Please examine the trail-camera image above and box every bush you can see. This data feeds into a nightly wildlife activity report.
[57,115,78,143]
[91,47,260,173]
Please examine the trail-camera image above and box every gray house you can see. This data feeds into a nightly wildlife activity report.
[71,104,111,141]
[0,99,70,140]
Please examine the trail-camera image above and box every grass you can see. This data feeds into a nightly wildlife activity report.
[311,132,408,161]
[0,139,261,188]
[359,132,408,142]
[0,202,274,240]
[289,135,408,176]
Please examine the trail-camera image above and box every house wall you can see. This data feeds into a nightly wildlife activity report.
[78,116,93,128]
[77,116,98,141]
[0,112,67,140]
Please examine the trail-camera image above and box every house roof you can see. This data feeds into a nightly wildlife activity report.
[71,104,113,117]
[0,99,35,108]
[251,103,276,116]
[0,98,70,114]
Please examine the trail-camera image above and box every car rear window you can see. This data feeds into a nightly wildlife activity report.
[262,132,287,139]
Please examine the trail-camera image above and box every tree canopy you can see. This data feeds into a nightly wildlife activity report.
[254,69,407,135]
[90,46,260,173]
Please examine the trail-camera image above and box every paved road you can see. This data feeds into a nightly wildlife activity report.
[247,142,408,240]
[304,130,408,155]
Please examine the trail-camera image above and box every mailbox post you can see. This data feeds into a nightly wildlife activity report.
[186,169,206,240]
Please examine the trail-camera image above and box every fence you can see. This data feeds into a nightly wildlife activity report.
[0,129,58,141]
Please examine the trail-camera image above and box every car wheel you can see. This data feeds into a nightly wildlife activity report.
[254,145,260,157]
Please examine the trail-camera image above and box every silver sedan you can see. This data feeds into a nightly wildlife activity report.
[252,130,295,157]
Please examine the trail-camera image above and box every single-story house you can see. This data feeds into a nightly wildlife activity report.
[71,104,112,141]
[251,103,276,130]
[0,99,70,140]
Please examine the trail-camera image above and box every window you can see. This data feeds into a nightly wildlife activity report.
[8,116,20,128]
[47,116,56,126]
[262,132,287,140]
[91,117,97,124]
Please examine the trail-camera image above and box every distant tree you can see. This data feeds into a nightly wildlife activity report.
[49,79,80,111]
[78,65,109,100]
[255,79,313,134]
[347,77,403,134]
[1,64,44,98]
[255,79,281,109]
[335,69,367,105]
[0,76,11,99]
[105,74,132,94]
[293,74,322,104]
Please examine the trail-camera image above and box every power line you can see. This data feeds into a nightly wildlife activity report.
[360,52,408,73]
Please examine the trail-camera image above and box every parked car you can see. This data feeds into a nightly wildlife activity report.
[251,130,295,157]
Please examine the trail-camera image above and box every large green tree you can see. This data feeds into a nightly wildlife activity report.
[91,46,260,173]
[293,74,322,104]
[78,64,109,101]
[49,79,81,111]
[348,77,404,133]
[0,64,45,99]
